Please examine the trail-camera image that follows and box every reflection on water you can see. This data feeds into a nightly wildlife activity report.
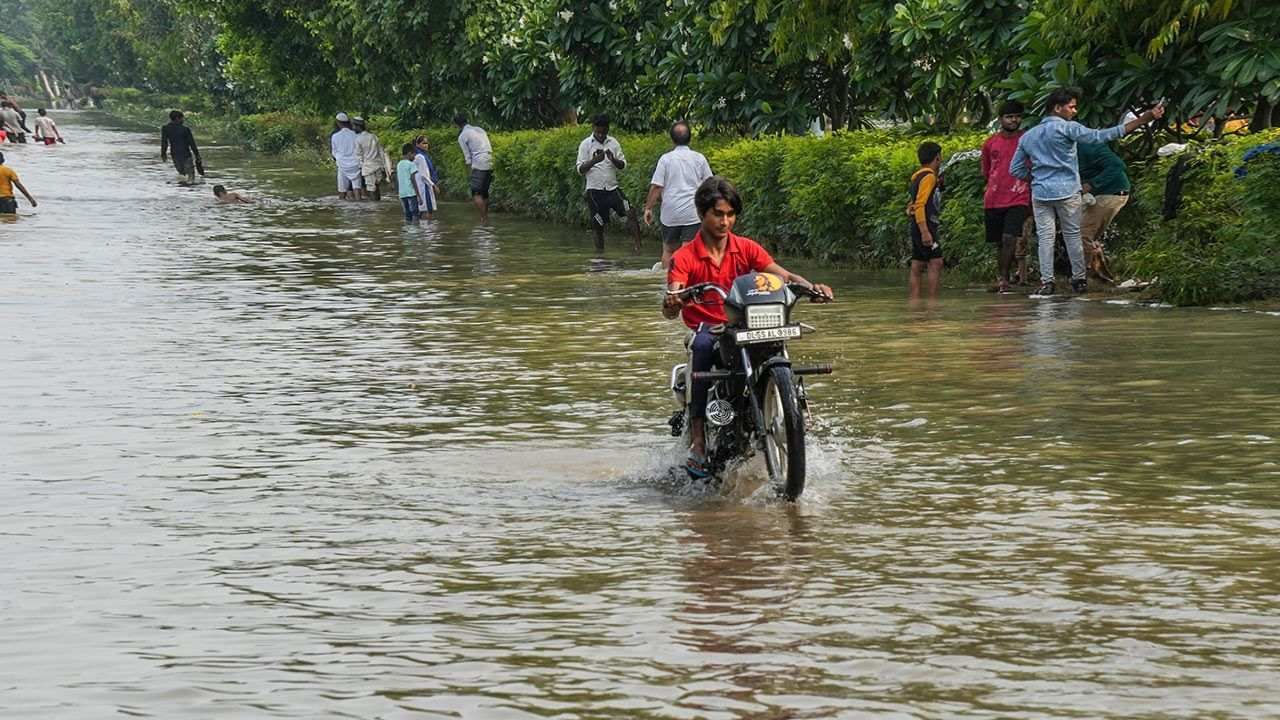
[2,113,1279,718]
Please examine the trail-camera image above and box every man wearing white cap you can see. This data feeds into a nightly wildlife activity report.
[330,113,361,200]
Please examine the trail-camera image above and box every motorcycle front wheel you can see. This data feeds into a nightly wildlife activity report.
[762,365,806,500]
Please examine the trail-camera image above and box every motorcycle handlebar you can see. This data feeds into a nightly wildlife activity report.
[788,282,835,303]
[667,283,728,303]
[669,282,833,303]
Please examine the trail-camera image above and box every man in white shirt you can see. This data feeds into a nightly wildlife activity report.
[576,113,641,253]
[330,112,362,200]
[644,120,713,269]
[33,109,64,145]
[454,113,493,223]
[352,117,390,201]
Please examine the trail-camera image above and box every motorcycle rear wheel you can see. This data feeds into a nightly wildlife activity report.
[762,365,806,500]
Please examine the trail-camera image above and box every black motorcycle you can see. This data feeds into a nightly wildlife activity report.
[667,271,832,501]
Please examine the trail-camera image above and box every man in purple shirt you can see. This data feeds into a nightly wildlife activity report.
[1010,87,1163,295]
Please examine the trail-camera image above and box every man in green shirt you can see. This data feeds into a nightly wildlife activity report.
[1078,142,1130,281]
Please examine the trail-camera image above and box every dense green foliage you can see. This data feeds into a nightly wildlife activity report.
[4,0,1277,134]
[1124,129,1280,304]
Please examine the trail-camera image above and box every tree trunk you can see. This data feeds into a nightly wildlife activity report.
[1250,97,1277,131]
[38,70,56,103]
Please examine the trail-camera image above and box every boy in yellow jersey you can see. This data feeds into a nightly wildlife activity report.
[907,142,943,299]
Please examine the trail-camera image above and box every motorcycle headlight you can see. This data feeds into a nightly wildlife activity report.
[746,304,786,329]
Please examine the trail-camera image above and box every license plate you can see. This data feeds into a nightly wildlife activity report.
[734,325,801,344]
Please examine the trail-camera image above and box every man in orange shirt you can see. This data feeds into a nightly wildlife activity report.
[663,176,833,478]
[0,152,38,215]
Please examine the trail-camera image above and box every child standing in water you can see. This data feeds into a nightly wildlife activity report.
[907,141,944,300]
[395,143,423,223]
[412,135,440,220]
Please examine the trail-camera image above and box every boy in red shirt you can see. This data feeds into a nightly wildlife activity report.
[664,176,832,479]
[981,100,1032,292]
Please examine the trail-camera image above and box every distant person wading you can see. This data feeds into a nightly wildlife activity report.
[160,110,204,185]
[330,112,363,200]
[576,113,641,253]
[454,113,493,223]
[645,120,713,270]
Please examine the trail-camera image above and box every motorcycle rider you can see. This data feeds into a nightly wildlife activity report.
[663,176,834,479]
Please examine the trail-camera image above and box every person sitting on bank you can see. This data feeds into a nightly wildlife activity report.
[160,110,205,185]
[212,185,253,204]
[0,152,38,214]
[1077,141,1130,283]
[576,113,641,253]
[663,176,833,480]
[645,120,714,270]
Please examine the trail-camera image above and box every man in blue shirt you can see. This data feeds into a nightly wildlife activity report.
[1010,88,1164,295]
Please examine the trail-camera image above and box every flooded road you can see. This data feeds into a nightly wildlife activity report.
[3,113,1280,718]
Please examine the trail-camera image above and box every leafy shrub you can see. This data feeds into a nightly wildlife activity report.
[1126,129,1280,304]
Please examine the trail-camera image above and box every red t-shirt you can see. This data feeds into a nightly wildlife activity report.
[981,131,1031,209]
[667,230,775,329]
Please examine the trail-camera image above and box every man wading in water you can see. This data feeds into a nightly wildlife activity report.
[160,111,204,185]
[576,113,641,253]
[663,176,833,480]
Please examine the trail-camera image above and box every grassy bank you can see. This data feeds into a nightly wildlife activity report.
[98,90,1280,305]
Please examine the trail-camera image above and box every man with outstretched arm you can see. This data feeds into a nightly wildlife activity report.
[663,176,833,480]
[1010,87,1163,295]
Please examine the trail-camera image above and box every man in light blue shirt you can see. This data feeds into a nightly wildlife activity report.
[1010,88,1164,295]
[454,113,493,223]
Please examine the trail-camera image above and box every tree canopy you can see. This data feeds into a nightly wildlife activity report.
[3,0,1276,132]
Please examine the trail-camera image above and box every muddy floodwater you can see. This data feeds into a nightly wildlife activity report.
[3,113,1280,718]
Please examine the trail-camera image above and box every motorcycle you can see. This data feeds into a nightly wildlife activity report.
[666,271,833,501]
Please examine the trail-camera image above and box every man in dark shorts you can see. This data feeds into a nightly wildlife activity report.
[644,121,713,269]
[455,113,493,223]
[0,152,38,214]
[907,141,944,299]
[160,110,204,185]
[576,113,641,253]
[982,100,1032,292]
